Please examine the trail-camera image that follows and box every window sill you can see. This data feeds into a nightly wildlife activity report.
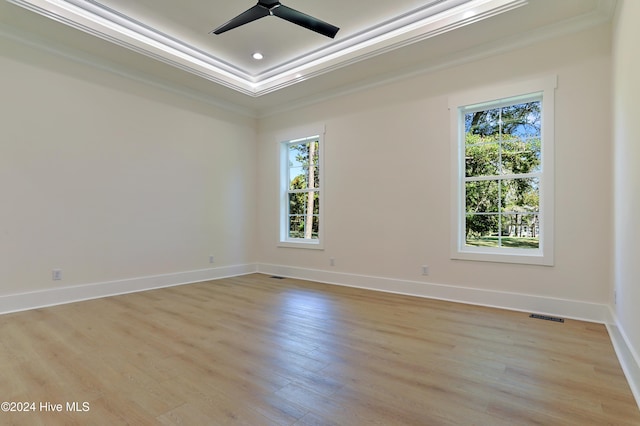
[278,240,324,250]
[452,248,553,266]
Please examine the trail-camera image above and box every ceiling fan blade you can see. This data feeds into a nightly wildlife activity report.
[211,5,270,35]
[271,5,339,39]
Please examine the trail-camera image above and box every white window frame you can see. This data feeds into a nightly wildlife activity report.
[449,76,556,266]
[278,125,325,249]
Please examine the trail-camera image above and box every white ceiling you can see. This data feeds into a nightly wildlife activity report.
[0,0,616,116]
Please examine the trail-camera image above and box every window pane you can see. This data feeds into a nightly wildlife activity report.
[289,166,307,190]
[501,138,541,175]
[310,214,320,238]
[465,180,499,213]
[288,143,307,167]
[289,191,320,211]
[500,213,540,249]
[288,215,320,239]
[288,192,307,215]
[289,166,319,190]
[312,192,320,214]
[465,214,500,246]
[465,108,500,136]
[288,215,305,239]
[307,165,319,189]
[465,142,499,177]
[501,178,539,213]
[500,102,541,138]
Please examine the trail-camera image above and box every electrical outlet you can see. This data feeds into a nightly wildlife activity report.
[52,269,62,281]
[614,290,617,305]
[330,257,335,267]
[421,265,429,276]
[209,255,215,264]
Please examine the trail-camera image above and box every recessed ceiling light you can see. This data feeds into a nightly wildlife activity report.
[252,52,264,60]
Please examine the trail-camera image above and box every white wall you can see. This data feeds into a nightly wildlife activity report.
[0,35,257,301]
[612,0,640,400]
[257,25,612,317]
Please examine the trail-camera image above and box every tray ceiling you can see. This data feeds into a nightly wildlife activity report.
[1,0,616,115]
[6,0,528,95]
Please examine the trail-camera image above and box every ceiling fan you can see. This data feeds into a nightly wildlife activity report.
[211,0,340,39]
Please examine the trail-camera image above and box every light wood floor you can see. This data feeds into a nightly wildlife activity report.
[1,274,638,425]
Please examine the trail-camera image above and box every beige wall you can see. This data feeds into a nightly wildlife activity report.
[0,36,257,296]
[0,15,618,311]
[613,0,640,375]
[257,24,612,305]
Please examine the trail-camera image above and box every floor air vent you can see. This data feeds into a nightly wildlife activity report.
[530,313,564,323]
[270,276,285,279]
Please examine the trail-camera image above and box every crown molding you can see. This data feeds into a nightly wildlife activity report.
[2,0,616,118]
[258,0,617,118]
[6,0,527,96]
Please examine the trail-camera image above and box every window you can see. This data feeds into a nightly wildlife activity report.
[450,76,556,265]
[279,129,324,249]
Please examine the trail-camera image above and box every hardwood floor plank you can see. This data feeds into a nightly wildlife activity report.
[0,273,637,425]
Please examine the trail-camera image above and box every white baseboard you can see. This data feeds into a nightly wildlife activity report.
[0,264,257,315]
[607,310,640,411]
[256,263,610,323]
[1,262,610,323]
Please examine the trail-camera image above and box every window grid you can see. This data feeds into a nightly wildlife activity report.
[463,105,543,249]
[285,137,320,242]
[461,97,543,251]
